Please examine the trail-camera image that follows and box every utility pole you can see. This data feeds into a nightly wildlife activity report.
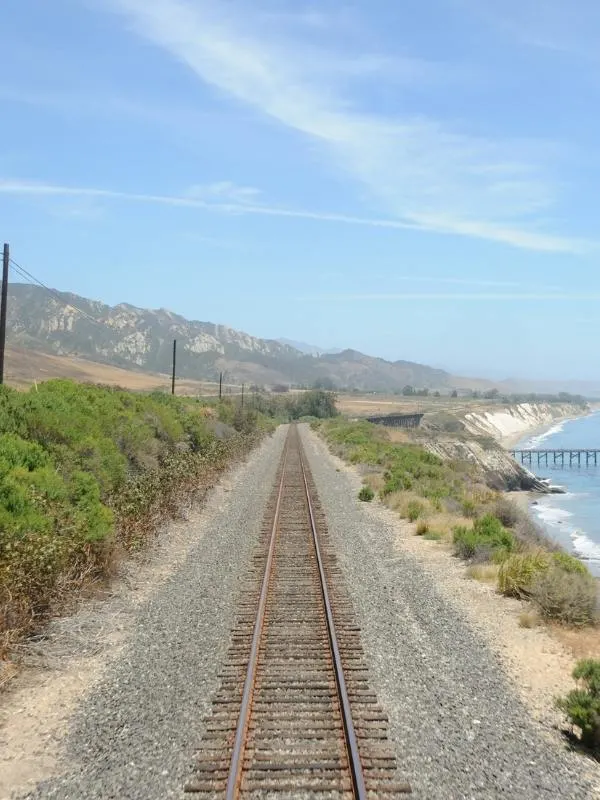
[171,339,177,395]
[219,371,223,400]
[0,244,9,385]
[241,383,245,410]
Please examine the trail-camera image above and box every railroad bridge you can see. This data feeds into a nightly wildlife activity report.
[366,412,424,429]
[511,449,600,467]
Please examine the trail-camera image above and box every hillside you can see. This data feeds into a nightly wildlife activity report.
[7,283,475,392]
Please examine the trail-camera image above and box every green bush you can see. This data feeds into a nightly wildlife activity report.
[453,515,515,562]
[552,552,589,575]
[406,500,426,522]
[498,551,550,598]
[358,485,374,502]
[530,567,597,626]
[461,498,478,518]
[557,659,600,749]
[319,419,469,506]
[0,380,271,651]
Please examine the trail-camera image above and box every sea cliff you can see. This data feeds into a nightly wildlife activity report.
[462,403,587,448]
[421,402,589,493]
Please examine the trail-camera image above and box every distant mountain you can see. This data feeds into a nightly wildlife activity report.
[277,338,343,356]
[7,283,470,391]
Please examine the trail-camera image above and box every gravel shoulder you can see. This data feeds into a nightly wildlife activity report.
[299,424,600,799]
[1,426,287,800]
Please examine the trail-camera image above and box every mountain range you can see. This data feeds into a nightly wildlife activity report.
[6,283,600,396]
[7,283,474,392]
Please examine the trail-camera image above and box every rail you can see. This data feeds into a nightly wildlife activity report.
[185,425,409,797]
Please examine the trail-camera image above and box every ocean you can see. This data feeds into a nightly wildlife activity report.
[516,411,600,575]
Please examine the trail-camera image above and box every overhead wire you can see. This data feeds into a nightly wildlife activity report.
[9,257,107,330]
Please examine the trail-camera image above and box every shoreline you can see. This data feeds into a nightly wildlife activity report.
[499,408,591,450]
[501,409,600,575]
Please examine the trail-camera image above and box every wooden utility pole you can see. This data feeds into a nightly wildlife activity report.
[0,244,9,385]
[171,339,177,395]
[241,383,245,410]
[219,371,223,400]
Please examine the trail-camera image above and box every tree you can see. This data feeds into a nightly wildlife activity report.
[450,390,458,398]
[402,385,414,396]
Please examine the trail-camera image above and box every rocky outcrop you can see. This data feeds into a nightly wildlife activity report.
[424,438,559,493]
[422,402,590,493]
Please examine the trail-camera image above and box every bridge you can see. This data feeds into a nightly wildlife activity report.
[511,449,600,467]
[366,412,424,429]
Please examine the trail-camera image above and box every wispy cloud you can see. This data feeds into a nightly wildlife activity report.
[4,178,594,254]
[94,0,584,254]
[1,178,591,254]
[0,177,419,228]
[186,181,262,204]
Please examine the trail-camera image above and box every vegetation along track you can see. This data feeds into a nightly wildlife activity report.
[185,425,411,798]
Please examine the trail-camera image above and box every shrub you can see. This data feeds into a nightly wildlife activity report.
[416,520,429,535]
[423,530,442,541]
[453,527,481,560]
[556,659,600,749]
[358,485,374,502]
[531,568,598,626]
[453,515,515,562]
[552,552,589,575]
[406,499,426,521]
[0,380,272,652]
[461,498,478,518]
[498,551,550,598]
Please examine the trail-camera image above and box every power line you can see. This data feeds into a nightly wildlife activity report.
[9,257,107,330]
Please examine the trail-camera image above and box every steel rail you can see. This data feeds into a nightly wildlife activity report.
[298,440,368,800]
[224,437,290,800]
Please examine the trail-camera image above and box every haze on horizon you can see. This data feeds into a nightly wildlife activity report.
[2,1,599,383]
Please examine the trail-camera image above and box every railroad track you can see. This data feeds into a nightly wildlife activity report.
[185,425,410,798]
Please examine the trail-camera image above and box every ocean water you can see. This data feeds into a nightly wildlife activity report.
[516,411,600,576]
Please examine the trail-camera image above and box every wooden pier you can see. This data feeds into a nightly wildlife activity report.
[511,449,600,467]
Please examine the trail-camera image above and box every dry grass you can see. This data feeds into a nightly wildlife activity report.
[4,346,223,396]
[426,512,473,542]
[519,610,541,628]
[385,491,434,520]
[385,429,412,444]
[335,392,497,418]
[551,624,600,660]
[466,563,500,583]
[363,473,386,495]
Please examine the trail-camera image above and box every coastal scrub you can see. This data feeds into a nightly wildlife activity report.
[0,380,275,656]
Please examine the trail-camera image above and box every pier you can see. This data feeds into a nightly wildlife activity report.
[511,449,600,467]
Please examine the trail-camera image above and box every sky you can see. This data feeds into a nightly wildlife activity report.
[1,0,600,381]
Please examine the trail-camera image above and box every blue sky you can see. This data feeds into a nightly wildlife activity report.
[2,0,600,380]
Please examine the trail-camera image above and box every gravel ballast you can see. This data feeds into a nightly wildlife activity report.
[18,421,599,799]
[22,426,287,800]
[299,425,598,800]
